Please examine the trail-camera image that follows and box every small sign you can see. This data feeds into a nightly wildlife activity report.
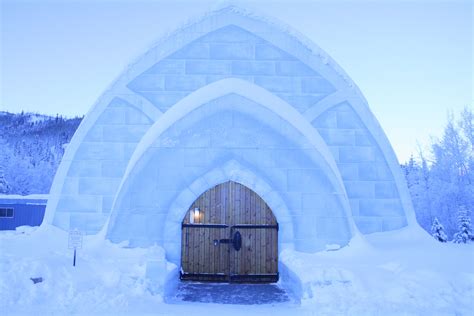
[68,229,83,250]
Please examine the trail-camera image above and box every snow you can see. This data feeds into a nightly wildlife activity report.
[0,194,48,206]
[281,227,474,314]
[27,114,49,124]
[0,194,49,200]
[1,224,472,315]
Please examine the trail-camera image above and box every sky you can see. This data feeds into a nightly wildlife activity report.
[1,0,472,163]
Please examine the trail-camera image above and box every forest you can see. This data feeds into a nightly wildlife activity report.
[0,111,81,195]
[402,107,473,241]
[0,108,472,240]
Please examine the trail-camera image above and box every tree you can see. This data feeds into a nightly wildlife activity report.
[431,217,448,242]
[0,138,12,194]
[402,154,434,233]
[453,206,474,243]
[0,111,82,195]
[403,107,473,238]
[0,168,10,194]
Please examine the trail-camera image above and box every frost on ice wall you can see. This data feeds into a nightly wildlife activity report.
[45,5,416,262]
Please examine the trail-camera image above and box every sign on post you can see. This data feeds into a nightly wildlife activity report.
[68,229,83,267]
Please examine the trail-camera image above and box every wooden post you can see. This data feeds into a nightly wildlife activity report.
[73,248,76,267]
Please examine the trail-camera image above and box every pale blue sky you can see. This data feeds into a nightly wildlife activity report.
[1,0,472,163]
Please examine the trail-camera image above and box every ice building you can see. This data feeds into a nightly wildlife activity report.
[45,5,416,283]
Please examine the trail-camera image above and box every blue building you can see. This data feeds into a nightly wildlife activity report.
[0,195,47,230]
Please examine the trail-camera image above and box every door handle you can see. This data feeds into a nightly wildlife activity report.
[232,231,242,251]
[213,231,242,251]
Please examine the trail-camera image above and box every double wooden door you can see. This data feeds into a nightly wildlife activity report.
[180,181,278,283]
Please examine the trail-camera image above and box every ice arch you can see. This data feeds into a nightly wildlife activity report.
[44,5,416,244]
[106,82,357,258]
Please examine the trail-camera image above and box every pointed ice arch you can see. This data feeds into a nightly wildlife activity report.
[106,79,357,257]
[45,5,416,248]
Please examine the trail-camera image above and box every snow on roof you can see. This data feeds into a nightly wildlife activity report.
[0,194,49,205]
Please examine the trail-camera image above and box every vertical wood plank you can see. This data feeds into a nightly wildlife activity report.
[249,191,255,275]
[186,227,191,273]
[266,226,271,274]
[205,190,214,274]
[200,194,205,274]
[208,190,213,274]
[191,218,197,274]
[240,183,245,275]
[241,186,247,274]
[264,204,270,274]
[196,198,201,274]
[275,227,279,274]
[245,186,250,224]
[211,187,217,273]
[204,191,210,274]
[216,185,223,275]
[247,186,252,275]
[235,183,241,275]
[257,200,262,275]
[187,205,193,274]
[224,183,229,277]
[229,182,235,277]
[267,206,272,274]
[225,182,231,278]
[256,196,262,274]
[267,204,270,274]
[181,227,187,271]
[196,199,201,273]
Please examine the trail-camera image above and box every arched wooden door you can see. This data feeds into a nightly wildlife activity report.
[180,181,278,283]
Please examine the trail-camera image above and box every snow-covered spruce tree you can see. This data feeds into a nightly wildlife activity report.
[0,139,12,194]
[0,170,10,194]
[431,217,448,242]
[402,155,434,232]
[403,107,473,237]
[453,206,474,243]
[0,112,82,194]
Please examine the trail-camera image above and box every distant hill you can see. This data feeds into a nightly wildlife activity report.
[0,111,82,194]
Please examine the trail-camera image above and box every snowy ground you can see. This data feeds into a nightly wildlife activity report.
[1,225,473,315]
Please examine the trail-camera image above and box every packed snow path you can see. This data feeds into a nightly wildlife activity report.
[167,282,293,305]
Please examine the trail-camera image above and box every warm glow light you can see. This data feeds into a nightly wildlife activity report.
[194,207,200,221]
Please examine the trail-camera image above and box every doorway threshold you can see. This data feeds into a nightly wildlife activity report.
[166,282,294,305]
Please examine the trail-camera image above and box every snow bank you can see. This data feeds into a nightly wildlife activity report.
[0,225,168,315]
[1,225,473,315]
[280,227,474,315]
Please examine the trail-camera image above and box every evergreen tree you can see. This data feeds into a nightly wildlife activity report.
[0,168,10,194]
[453,206,474,243]
[430,217,448,242]
[403,107,473,238]
[0,111,82,194]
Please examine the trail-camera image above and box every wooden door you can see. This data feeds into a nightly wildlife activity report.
[180,182,230,281]
[180,181,278,283]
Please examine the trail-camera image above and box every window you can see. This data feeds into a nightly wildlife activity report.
[0,208,14,218]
